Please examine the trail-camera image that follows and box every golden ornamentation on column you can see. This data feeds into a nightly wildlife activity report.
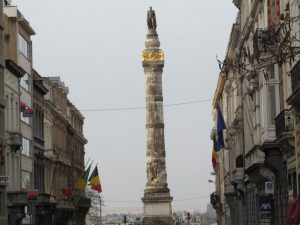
[142,52,164,61]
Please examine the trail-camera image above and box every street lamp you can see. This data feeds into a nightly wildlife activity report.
[123,215,127,225]
[208,179,215,183]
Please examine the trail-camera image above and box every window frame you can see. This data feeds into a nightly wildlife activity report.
[260,64,280,140]
[20,73,30,92]
[21,137,30,156]
[18,33,29,58]
[21,170,31,189]
[20,110,30,125]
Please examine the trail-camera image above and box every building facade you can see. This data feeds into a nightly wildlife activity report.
[4,59,25,225]
[3,5,35,225]
[0,1,7,224]
[43,77,90,225]
[32,70,56,225]
[1,3,90,225]
[211,0,300,225]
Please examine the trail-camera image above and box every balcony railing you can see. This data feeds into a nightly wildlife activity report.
[291,60,300,92]
[9,132,22,152]
[275,109,294,137]
[210,192,220,210]
[253,28,277,56]
[76,196,91,208]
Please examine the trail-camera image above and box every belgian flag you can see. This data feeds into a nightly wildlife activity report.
[88,166,102,193]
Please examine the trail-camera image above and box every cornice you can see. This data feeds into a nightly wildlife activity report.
[212,73,226,108]
[5,59,25,78]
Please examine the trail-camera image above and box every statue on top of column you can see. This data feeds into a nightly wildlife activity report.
[147,7,157,31]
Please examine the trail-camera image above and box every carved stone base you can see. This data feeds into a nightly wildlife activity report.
[142,190,173,225]
[142,216,174,225]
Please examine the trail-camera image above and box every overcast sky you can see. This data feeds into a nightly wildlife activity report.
[13,0,237,214]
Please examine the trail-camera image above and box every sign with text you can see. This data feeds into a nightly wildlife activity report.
[259,195,274,220]
[259,195,274,211]
[265,182,274,194]
[0,176,9,184]
[261,211,272,220]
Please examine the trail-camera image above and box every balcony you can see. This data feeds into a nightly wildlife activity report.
[210,192,221,210]
[275,109,295,155]
[287,60,300,106]
[8,132,22,152]
[7,191,27,205]
[275,110,293,136]
[76,196,91,208]
[291,60,300,92]
[253,28,277,57]
[57,198,74,209]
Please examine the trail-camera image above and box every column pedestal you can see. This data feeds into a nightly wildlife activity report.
[142,188,173,225]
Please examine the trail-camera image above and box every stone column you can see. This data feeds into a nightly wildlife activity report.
[141,7,173,225]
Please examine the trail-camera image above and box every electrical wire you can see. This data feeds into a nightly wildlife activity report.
[103,195,209,203]
[4,98,213,112]
[80,99,213,112]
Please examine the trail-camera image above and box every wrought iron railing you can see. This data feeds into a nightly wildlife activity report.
[291,60,300,92]
[253,28,277,56]
[275,109,294,137]
[9,132,22,152]
[78,196,91,207]
[210,192,220,209]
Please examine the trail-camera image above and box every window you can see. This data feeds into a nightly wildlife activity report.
[267,0,280,26]
[20,73,30,91]
[264,65,279,127]
[20,111,30,124]
[267,86,276,125]
[15,102,18,130]
[18,34,29,58]
[5,95,8,130]
[267,65,275,80]
[11,98,15,131]
[22,138,30,156]
[21,171,31,189]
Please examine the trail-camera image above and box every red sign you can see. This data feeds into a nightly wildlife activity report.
[27,190,38,200]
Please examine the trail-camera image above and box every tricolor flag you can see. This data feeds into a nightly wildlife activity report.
[74,163,92,191]
[88,166,102,193]
[20,102,27,112]
[212,140,218,170]
[216,105,226,151]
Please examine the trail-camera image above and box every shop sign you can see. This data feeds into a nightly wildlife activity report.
[265,181,274,194]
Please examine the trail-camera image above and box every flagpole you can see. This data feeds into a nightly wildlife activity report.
[85,157,91,168]
[99,194,102,225]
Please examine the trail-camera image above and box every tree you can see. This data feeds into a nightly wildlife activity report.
[86,187,104,225]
